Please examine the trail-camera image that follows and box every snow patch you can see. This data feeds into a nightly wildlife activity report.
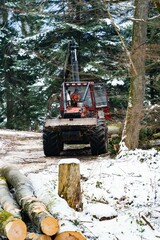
[58,158,80,165]
[86,203,117,220]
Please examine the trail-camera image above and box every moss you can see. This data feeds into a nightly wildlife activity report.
[0,209,13,229]
[0,210,12,221]
[0,176,6,181]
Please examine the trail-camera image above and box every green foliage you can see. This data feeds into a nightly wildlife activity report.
[139,128,153,141]
[96,181,103,189]
[108,136,121,156]
[71,219,80,226]
[0,0,159,130]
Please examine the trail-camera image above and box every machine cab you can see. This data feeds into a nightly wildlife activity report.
[59,81,110,120]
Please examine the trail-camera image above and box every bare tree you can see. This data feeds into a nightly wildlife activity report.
[121,0,150,149]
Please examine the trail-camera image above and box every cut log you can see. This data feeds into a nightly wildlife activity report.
[0,176,22,218]
[0,166,59,236]
[58,159,83,211]
[26,232,52,240]
[0,207,27,240]
[23,200,59,236]
[54,231,87,240]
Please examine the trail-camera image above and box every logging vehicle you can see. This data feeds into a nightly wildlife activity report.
[43,39,110,156]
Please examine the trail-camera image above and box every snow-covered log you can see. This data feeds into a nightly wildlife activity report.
[0,207,27,240]
[54,231,87,240]
[26,232,52,240]
[58,159,83,211]
[0,166,59,236]
[0,176,21,218]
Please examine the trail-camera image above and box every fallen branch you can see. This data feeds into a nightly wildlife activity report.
[0,207,27,240]
[0,166,59,236]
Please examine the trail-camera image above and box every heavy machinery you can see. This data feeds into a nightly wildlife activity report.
[43,39,110,156]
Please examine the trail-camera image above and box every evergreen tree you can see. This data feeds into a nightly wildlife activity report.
[0,0,159,131]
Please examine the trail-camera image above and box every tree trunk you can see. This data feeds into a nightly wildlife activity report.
[54,231,86,240]
[0,166,59,236]
[0,207,27,240]
[0,177,21,218]
[2,2,15,129]
[121,0,150,149]
[58,159,83,211]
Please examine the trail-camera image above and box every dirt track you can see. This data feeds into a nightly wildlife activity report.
[0,129,101,174]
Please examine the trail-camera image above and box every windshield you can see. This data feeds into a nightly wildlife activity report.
[94,84,108,107]
[65,85,93,107]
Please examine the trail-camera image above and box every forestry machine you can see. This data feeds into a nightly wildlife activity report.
[43,39,110,156]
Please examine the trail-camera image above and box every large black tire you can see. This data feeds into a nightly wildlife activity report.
[89,119,108,155]
[43,129,62,156]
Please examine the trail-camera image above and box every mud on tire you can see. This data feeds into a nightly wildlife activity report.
[43,129,62,156]
[89,119,108,155]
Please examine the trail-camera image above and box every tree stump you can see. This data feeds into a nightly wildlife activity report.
[58,159,83,211]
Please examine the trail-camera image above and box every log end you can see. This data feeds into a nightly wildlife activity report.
[41,216,59,236]
[6,218,27,240]
[26,232,52,240]
[54,231,87,240]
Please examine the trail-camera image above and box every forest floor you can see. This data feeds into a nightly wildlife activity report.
[0,129,160,240]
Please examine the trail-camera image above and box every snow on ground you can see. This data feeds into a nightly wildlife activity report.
[28,149,160,240]
[0,129,160,240]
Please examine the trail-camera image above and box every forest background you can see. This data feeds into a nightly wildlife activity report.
[0,0,159,149]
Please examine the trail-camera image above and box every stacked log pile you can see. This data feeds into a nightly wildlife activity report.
[0,166,86,240]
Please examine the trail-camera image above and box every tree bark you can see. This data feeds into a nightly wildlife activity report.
[1,0,14,129]
[0,207,27,240]
[0,177,21,218]
[58,159,83,211]
[0,166,59,236]
[54,231,86,240]
[121,0,150,149]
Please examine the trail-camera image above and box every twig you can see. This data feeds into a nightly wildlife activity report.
[127,17,146,22]
[141,215,155,230]
[128,14,160,21]
[148,14,160,20]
